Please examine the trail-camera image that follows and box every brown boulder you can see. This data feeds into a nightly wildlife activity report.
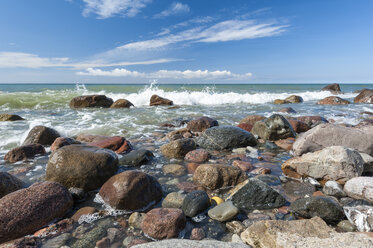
[0,172,24,199]
[110,99,134,108]
[184,149,210,163]
[193,164,248,190]
[142,208,186,240]
[237,123,253,132]
[354,89,373,103]
[239,115,265,126]
[321,83,342,93]
[288,119,311,133]
[0,114,24,121]
[160,138,196,159]
[149,95,173,106]
[99,171,162,210]
[88,136,132,154]
[50,137,80,152]
[317,96,350,105]
[186,117,218,132]
[0,181,73,244]
[274,95,303,104]
[4,144,46,163]
[23,125,60,146]
[69,95,113,108]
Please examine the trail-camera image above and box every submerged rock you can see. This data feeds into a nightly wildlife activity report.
[46,145,118,191]
[186,116,218,132]
[354,88,373,103]
[99,171,162,210]
[182,190,210,217]
[251,114,296,141]
[0,172,24,199]
[69,95,113,108]
[160,138,196,159]
[23,125,60,146]
[317,96,350,105]
[119,149,154,167]
[149,94,173,106]
[0,114,24,121]
[110,99,134,108]
[4,144,46,163]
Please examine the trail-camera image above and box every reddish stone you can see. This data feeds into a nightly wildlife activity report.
[288,120,310,133]
[69,95,113,108]
[250,167,271,175]
[277,206,290,214]
[177,182,199,192]
[184,149,210,163]
[239,115,265,125]
[226,154,251,162]
[190,227,205,240]
[232,160,254,172]
[237,123,253,132]
[186,117,218,132]
[71,207,97,222]
[34,218,74,238]
[50,137,80,152]
[110,99,134,108]
[88,136,132,154]
[4,144,46,163]
[116,217,128,229]
[317,96,350,105]
[295,116,328,126]
[274,138,295,151]
[76,134,109,143]
[312,191,325,197]
[257,156,264,161]
[187,163,200,174]
[141,208,186,240]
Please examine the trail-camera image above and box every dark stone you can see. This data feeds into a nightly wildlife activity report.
[295,116,328,127]
[0,114,24,121]
[119,149,154,167]
[321,83,342,93]
[4,144,46,163]
[187,117,218,132]
[149,95,173,106]
[23,126,60,146]
[0,172,24,199]
[182,190,211,217]
[69,95,113,108]
[251,114,296,141]
[278,107,296,114]
[110,99,134,108]
[354,89,373,103]
[197,126,257,151]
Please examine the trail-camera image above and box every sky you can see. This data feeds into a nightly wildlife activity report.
[0,0,373,84]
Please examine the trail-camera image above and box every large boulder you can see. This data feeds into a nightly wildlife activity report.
[0,181,73,243]
[141,208,186,240]
[46,145,118,191]
[4,144,46,163]
[282,146,364,183]
[110,99,134,108]
[160,138,196,159]
[197,126,257,150]
[0,172,24,199]
[23,125,60,146]
[87,136,132,154]
[251,114,296,141]
[321,83,342,93]
[228,178,286,211]
[69,95,113,108]
[193,164,248,190]
[354,89,373,103]
[317,96,350,105]
[186,117,218,132]
[149,95,173,106]
[99,171,162,211]
[0,114,24,121]
[344,177,373,203]
[293,124,373,156]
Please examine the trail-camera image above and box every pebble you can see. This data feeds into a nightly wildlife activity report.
[182,190,211,217]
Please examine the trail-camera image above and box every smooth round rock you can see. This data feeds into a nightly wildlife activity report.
[182,190,211,217]
[160,138,196,159]
[4,144,46,163]
[23,125,60,146]
[208,201,239,222]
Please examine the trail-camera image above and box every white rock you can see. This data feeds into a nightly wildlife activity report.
[344,177,373,203]
[323,181,346,197]
[344,205,373,232]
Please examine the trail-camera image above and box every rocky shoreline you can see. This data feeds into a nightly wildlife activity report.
[1,84,373,247]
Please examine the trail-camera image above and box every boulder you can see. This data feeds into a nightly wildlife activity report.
[208,201,239,222]
[344,205,373,232]
[236,123,253,132]
[0,172,24,199]
[197,126,257,151]
[0,114,24,121]
[321,83,342,93]
[291,196,345,224]
[184,149,209,163]
[296,116,328,127]
[46,145,118,191]
[23,125,60,146]
[193,164,248,190]
[110,99,134,108]
[251,114,296,141]
[0,181,73,243]
[87,136,132,154]
[282,146,364,183]
[69,95,113,108]
[142,208,186,240]
[4,144,46,163]
[274,95,303,104]
[354,89,373,103]
[288,119,310,133]
[149,95,173,106]
[344,177,373,203]
[99,171,162,210]
[186,117,218,132]
[182,190,210,217]
[50,137,80,152]
[160,138,196,159]
[133,239,249,248]
[228,178,286,211]
[317,96,350,105]
[119,149,154,167]
[239,115,265,125]
[293,124,373,156]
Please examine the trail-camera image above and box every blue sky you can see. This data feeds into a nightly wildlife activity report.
[0,0,372,84]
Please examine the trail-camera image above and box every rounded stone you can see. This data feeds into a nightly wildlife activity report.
[182,190,211,217]
[0,172,24,199]
[4,144,46,163]
[208,201,239,222]
[185,149,210,163]
[23,125,60,146]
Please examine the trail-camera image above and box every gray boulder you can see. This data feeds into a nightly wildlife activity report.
[251,114,296,141]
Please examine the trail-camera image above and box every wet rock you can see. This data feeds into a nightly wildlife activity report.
[291,196,345,224]
[163,164,186,176]
[343,205,373,231]
[190,227,205,240]
[193,164,248,190]
[337,220,356,232]
[0,114,24,121]
[71,218,111,248]
[236,123,253,132]
[165,128,192,141]
[344,177,373,203]
[23,125,60,146]
[184,149,209,163]
[129,212,146,229]
[149,94,173,106]
[226,220,245,234]
[288,119,311,133]
[110,99,134,108]
[88,136,132,154]
[0,172,24,199]
[186,116,218,132]
[243,213,271,227]
[187,162,200,174]
[251,114,296,141]
[182,190,211,217]
[162,192,185,208]
[46,145,118,191]
[95,237,110,248]
[71,207,97,222]
[133,239,250,248]
[41,233,71,248]
[69,95,113,108]
[69,187,86,203]
[197,126,257,150]
[239,115,265,125]
[274,95,303,104]
[142,208,186,240]
[76,134,109,143]
[322,83,342,93]
[99,170,162,210]
[4,144,46,163]
[232,160,253,172]
[295,116,328,127]
[323,181,346,198]
[283,180,316,201]
[128,239,148,247]
[317,96,350,105]
[293,124,373,156]
[354,88,373,103]
[160,138,196,159]
[282,146,364,183]
[176,182,199,193]
[250,167,271,175]
[0,237,41,248]
[208,201,239,222]
[50,137,80,152]
[0,181,73,243]
[229,178,286,211]
[119,149,154,167]
[274,137,295,151]
[278,107,296,113]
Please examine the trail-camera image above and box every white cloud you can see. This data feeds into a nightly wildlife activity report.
[82,0,152,19]
[0,52,175,69]
[117,19,288,50]
[77,67,252,80]
[154,2,190,18]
